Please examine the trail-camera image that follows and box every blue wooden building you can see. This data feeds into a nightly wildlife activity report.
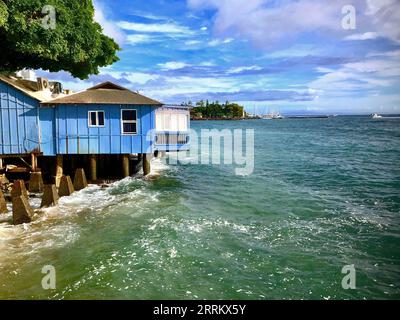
[0,75,190,179]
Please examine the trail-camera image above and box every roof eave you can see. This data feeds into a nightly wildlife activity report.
[40,102,164,107]
[0,77,42,102]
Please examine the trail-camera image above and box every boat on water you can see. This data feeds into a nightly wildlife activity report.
[371,113,400,120]
[372,113,382,119]
[262,111,284,120]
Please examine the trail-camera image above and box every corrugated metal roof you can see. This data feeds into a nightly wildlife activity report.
[42,82,163,106]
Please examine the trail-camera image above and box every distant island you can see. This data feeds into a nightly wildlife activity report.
[182,100,246,120]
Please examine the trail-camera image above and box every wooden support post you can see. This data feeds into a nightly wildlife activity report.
[0,190,7,214]
[28,172,44,193]
[31,153,38,172]
[143,153,151,176]
[122,155,130,178]
[90,155,97,182]
[55,155,63,188]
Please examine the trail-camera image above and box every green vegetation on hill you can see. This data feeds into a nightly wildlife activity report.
[184,100,245,119]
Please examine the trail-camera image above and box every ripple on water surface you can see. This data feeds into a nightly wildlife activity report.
[0,117,399,299]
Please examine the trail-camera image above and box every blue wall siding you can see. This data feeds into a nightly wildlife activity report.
[39,107,56,156]
[0,82,40,155]
[55,104,156,155]
[0,81,161,156]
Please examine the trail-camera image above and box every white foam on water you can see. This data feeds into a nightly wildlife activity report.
[169,247,177,258]
[151,157,170,173]
[0,177,159,270]
[58,184,117,214]
[0,164,172,291]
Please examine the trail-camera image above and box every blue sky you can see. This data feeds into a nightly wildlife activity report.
[39,0,400,114]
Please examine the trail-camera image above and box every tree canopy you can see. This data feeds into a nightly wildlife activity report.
[188,100,245,119]
[0,0,120,79]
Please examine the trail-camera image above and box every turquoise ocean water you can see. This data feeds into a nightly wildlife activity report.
[0,116,399,299]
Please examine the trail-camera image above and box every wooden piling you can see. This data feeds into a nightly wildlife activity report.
[90,154,97,182]
[122,154,130,178]
[28,172,44,193]
[143,153,151,176]
[55,155,63,188]
[31,153,38,172]
[0,174,8,186]
[0,189,7,214]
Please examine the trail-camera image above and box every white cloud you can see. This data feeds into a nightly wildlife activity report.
[117,21,193,34]
[188,0,400,47]
[189,0,341,48]
[365,0,400,43]
[93,0,125,44]
[316,67,335,74]
[121,73,159,85]
[158,61,190,70]
[199,61,216,67]
[344,32,379,41]
[262,45,321,58]
[228,65,262,74]
[365,0,396,15]
[126,34,153,44]
[185,40,202,46]
[58,81,94,92]
[208,38,234,46]
[345,60,400,77]
[367,50,400,58]
[130,11,170,21]
[310,57,400,94]
[101,70,160,85]
[157,61,216,72]
[146,76,236,98]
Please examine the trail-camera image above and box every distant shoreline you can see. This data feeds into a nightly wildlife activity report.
[191,116,331,121]
[191,117,249,121]
[191,114,400,121]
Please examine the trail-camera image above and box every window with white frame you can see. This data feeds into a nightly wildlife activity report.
[88,111,105,127]
[121,109,138,134]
